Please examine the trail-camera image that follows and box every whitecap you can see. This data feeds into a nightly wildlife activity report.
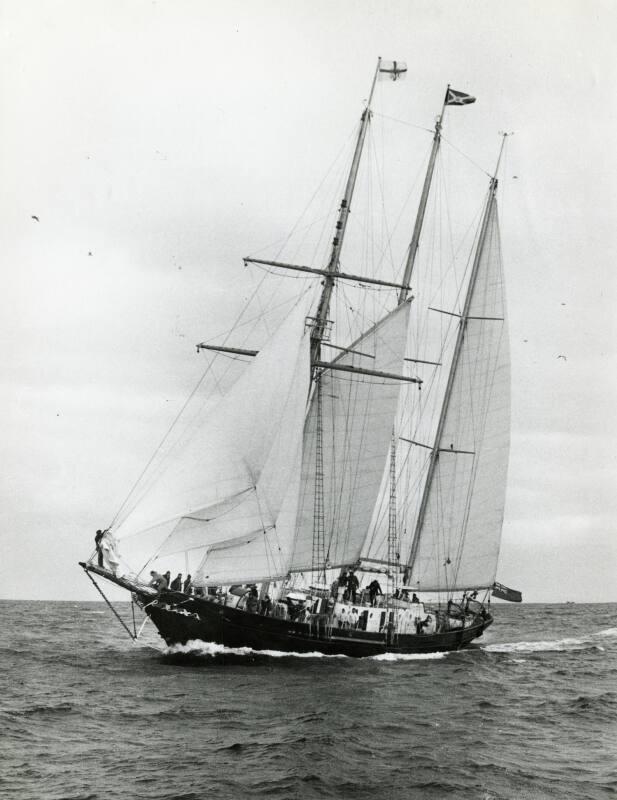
[370,651,447,662]
[593,627,617,639]
[484,634,607,654]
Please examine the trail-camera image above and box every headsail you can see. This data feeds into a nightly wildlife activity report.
[114,301,311,573]
[289,300,413,572]
[406,196,510,592]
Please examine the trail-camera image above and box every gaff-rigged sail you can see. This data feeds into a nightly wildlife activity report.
[113,301,311,569]
[406,197,510,592]
[289,300,413,573]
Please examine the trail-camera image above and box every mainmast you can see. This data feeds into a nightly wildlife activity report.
[310,58,382,364]
[405,134,508,582]
[398,87,449,304]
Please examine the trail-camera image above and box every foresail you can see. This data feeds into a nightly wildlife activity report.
[290,300,412,572]
[114,301,311,561]
[192,339,309,585]
[194,462,303,585]
[407,201,510,591]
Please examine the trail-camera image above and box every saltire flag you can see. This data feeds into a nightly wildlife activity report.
[446,88,476,106]
[378,60,407,81]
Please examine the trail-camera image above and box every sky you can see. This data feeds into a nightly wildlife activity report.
[1,0,616,602]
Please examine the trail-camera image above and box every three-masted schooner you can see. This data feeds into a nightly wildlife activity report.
[81,58,522,657]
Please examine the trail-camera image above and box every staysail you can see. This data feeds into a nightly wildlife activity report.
[289,300,413,572]
[114,301,311,573]
[406,194,510,591]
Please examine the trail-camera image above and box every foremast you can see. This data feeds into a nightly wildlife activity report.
[309,58,382,364]
[405,135,509,587]
[309,57,381,583]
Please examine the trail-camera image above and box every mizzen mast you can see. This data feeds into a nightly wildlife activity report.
[405,133,508,583]
[398,85,476,304]
[398,87,448,304]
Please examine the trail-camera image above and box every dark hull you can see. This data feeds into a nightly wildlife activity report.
[146,592,491,657]
[81,565,491,657]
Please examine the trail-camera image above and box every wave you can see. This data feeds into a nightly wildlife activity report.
[595,627,617,638]
[484,626,616,654]
[165,639,447,661]
[22,702,73,716]
[371,651,447,662]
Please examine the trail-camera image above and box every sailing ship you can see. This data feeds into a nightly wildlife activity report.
[81,58,522,657]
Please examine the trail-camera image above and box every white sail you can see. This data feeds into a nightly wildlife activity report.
[194,463,303,585]
[407,201,510,591]
[192,338,310,585]
[289,300,412,572]
[114,301,311,559]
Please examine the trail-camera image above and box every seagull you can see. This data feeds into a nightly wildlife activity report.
[557,355,567,361]
[31,215,39,222]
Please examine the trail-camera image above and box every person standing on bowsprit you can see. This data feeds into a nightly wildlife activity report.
[94,530,104,567]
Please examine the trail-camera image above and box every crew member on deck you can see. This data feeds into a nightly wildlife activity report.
[246,586,259,613]
[348,571,359,604]
[149,571,167,593]
[163,571,171,589]
[339,569,350,600]
[411,593,420,603]
[183,574,192,594]
[416,614,431,634]
[170,573,182,591]
[368,579,383,607]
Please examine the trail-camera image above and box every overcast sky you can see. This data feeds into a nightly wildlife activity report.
[1,0,615,602]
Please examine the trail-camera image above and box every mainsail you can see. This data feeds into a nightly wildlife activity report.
[290,300,413,572]
[406,194,510,591]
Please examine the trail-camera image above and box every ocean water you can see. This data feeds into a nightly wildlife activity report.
[1,600,615,800]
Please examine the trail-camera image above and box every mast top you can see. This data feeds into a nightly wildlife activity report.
[491,131,512,187]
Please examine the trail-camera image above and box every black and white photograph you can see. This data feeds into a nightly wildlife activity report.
[1,1,616,798]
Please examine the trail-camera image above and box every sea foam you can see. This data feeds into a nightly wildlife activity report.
[164,639,447,661]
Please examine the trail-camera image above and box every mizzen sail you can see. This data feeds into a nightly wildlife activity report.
[406,198,510,591]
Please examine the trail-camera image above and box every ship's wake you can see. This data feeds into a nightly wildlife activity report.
[163,639,446,661]
[482,627,616,654]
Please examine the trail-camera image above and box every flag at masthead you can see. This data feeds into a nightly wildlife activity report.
[446,88,476,105]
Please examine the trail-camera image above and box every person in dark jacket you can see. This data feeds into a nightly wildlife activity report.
[246,588,259,613]
[183,574,192,594]
[94,529,104,567]
[348,571,359,604]
[368,579,383,607]
[163,571,171,589]
[170,573,182,591]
